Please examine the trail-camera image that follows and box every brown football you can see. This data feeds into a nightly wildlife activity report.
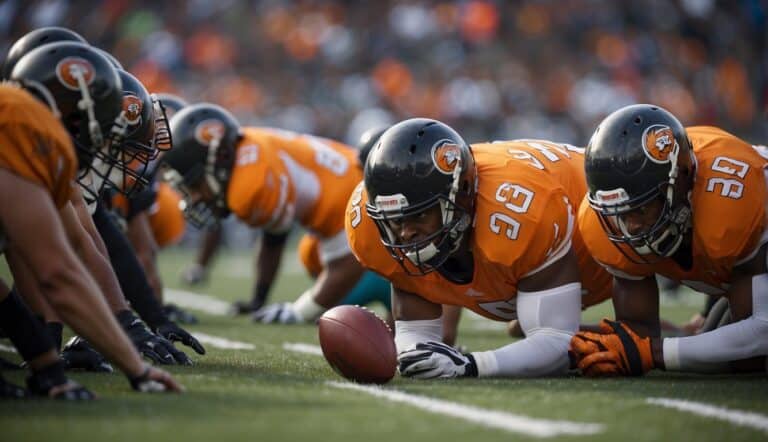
[318,305,396,384]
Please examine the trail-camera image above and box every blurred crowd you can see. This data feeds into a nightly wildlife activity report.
[2,0,766,147]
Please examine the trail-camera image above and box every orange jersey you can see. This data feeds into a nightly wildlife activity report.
[227,127,362,238]
[0,85,77,208]
[346,139,612,321]
[579,126,768,295]
[149,182,186,247]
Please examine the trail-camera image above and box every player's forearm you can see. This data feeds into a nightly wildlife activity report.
[472,330,572,377]
[252,233,286,302]
[41,265,144,377]
[312,255,364,308]
[61,200,129,312]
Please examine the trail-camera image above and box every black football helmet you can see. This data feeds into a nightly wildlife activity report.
[356,126,388,166]
[161,103,242,228]
[364,118,477,275]
[89,70,172,196]
[2,27,86,79]
[585,104,695,262]
[94,47,124,70]
[153,93,188,120]
[9,42,127,177]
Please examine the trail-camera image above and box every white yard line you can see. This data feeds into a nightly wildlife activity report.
[164,288,230,316]
[283,342,324,356]
[192,332,255,350]
[646,397,768,434]
[283,342,603,437]
[328,381,604,438]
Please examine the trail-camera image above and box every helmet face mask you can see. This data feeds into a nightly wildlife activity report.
[364,119,476,276]
[160,103,241,228]
[9,41,132,197]
[585,104,694,263]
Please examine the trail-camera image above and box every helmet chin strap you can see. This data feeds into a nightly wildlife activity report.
[405,242,439,265]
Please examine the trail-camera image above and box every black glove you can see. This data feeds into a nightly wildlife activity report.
[0,373,27,399]
[61,336,114,373]
[27,360,96,400]
[155,321,206,355]
[117,310,192,365]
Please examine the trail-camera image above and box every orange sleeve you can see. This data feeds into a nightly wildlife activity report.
[0,87,77,209]
[149,183,186,247]
[226,140,296,232]
[344,181,401,278]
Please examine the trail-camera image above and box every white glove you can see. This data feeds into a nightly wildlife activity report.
[397,341,478,379]
[252,303,302,324]
[180,263,207,286]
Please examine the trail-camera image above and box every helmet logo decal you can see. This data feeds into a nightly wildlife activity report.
[642,124,678,163]
[55,57,95,91]
[122,93,143,126]
[593,188,630,206]
[194,119,225,145]
[374,194,409,212]
[431,140,461,175]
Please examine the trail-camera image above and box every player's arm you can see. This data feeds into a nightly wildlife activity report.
[125,211,162,303]
[612,275,661,338]
[653,243,768,373]
[0,169,180,392]
[181,223,222,285]
[469,248,582,377]
[234,231,288,314]
[65,192,131,313]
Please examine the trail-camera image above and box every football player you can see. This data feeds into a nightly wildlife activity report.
[162,103,372,324]
[570,104,768,376]
[4,28,201,363]
[345,118,612,379]
[1,40,181,392]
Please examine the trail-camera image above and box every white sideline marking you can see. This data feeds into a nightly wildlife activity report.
[283,342,603,437]
[0,343,17,353]
[164,288,229,316]
[283,342,324,356]
[192,332,255,350]
[647,397,768,434]
[328,381,604,437]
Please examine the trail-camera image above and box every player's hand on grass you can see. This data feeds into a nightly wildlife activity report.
[180,263,208,286]
[252,302,302,324]
[398,341,478,379]
[569,318,654,377]
[61,336,114,372]
[117,310,192,365]
[231,298,265,316]
[128,363,184,393]
[155,321,206,356]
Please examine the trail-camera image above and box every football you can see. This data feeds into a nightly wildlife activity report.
[318,305,397,384]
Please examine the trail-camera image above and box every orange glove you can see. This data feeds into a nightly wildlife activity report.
[569,319,654,377]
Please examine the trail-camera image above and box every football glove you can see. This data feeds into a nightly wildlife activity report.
[117,310,192,365]
[0,373,27,399]
[569,319,654,377]
[155,320,206,356]
[27,360,96,400]
[252,303,302,324]
[162,303,199,325]
[180,263,208,286]
[398,341,478,379]
[61,336,114,373]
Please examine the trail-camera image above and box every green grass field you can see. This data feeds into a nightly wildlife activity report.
[1,247,767,442]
